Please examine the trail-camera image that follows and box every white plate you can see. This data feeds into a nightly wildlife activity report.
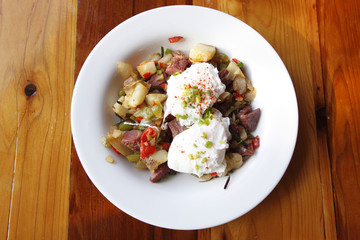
[71,5,298,230]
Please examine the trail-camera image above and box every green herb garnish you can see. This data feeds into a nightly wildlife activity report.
[205,141,213,148]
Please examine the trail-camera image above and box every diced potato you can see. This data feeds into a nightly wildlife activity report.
[218,91,231,102]
[226,153,243,170]
[123,81,150,108]
[142,149,168,172]
[112,101,129,119]
[111,129,122,138]
[117,62,134,80]
[106,131,133,156]
[158,54,172,66]
[226,61,245,79]
[189,43,216,63]
[105,155,115,163]
[150,150,168,164]
[134,160,147,169]
[246,78,254,91]
[200,174,213,181]
[239,125,248,141]
[147,53,161,62]
[136,61,157,78]
[244,88,257,102]
[233,76,247,94]
[145,93,168,106]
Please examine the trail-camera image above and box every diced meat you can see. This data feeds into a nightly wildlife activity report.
[213,93,234,115]
[172,50,186,58]
[239,108,261,132]
[164,114,175,123]
[233,140,254,156]
[168,119,186,138]
[218,68,232,86]
[121,130,142,152]
[149,163,172,183]
[229,122,240,136]
[148,72,167,86]
[237,105,252,116]
[165,50,191,75]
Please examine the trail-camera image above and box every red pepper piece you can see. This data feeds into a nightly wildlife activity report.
[211,172,217,177]
[232,58,239,64]
[140,127,158,159]
[111,146,121,155]
[252,136,260,149]
[168,36,183,43]
[160,83,167,91]
[136,116,143,122]
[143,72,151,79]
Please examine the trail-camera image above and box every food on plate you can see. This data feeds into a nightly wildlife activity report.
[103,41,261,183]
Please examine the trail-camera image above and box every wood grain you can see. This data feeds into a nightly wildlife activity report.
[69,0,196,239]
[0,0,77,239]
[194,0,331,239]
[318,0,360,239]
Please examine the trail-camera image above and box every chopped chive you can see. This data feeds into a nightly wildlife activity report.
[237,61,244,68]
[189,105,195,109]
[192,88,199,95]
[118,90,126,97]
[157,69,162,75]
[188,154,194,160]
[201,157,208,163]
[181,114,188,119]
[193,153,200,159]
[193,144,198,148]
[195,95,201,103]
[165,48,172,55]
[219,140,226,144]
[197,151,205,155]
[173,71,180,76]
[187,96,195,103]
[160,46,164,57]
[181,101,187,108]
[195,164,199,170]
[202,132,207,139]
[206,90,212,96]
[204,118,210,126]
[198,119,204,126]
[205,141,213,148]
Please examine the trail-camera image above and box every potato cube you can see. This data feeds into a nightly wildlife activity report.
[112,100,129,119]
[226,61,245,79]
[124,81,150,108]
[145,93,168,106]
[189,43,216,63]
[117,62,134,80]
[136,61,157,78]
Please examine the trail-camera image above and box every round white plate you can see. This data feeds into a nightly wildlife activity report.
[71,5,298,230]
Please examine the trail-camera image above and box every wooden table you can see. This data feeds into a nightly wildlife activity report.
[1,0,359,239]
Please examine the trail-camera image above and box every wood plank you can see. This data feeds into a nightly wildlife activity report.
[69,0,139,239]
[69,0,196,239]
[318,0,360,239]
[194,0,328,239]
[0,0,77,239]
[70,0,197,239]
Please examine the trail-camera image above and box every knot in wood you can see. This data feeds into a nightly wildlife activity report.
[25,83,37,97]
